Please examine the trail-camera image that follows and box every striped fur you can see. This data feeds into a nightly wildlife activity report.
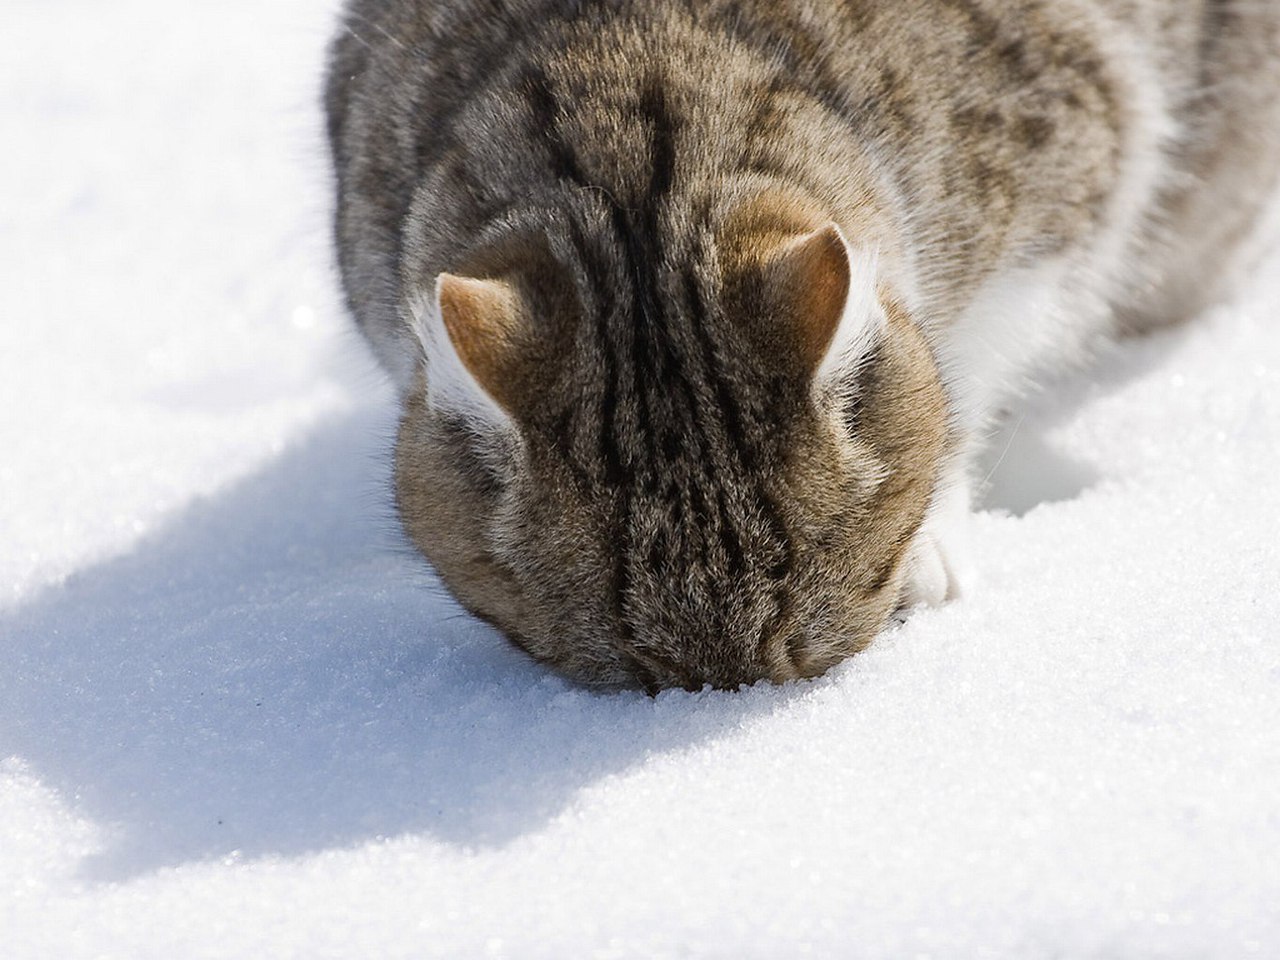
[327,0,1280,689]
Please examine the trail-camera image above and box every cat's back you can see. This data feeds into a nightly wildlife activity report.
[326,0,1280,364]
[1121,0,1280,325]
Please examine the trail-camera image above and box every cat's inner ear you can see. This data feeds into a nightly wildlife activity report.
[416,273,524,427]
[762,224,884,386]
[438,273,520,402]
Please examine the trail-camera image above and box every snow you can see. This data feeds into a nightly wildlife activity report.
[3,2,1279,957]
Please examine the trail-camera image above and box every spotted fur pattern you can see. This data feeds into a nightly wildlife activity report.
[327,0,1280,689]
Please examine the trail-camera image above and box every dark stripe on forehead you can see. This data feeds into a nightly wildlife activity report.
[643,82,677,200]
[563,219,625,486]
[613,81,689,481]
[681,269,750,472]
[682,267,793,584]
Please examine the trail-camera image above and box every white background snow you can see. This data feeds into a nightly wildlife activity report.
[3,2,1279,957]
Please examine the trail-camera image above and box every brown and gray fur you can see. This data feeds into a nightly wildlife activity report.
[326,0,1280,690]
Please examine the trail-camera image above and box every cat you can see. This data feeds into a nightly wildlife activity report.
[325,0,1280,691]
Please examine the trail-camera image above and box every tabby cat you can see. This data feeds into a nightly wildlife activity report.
[325,0,1280,690]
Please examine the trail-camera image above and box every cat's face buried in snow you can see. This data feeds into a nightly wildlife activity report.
[328,0,1280,692]
[393,214,950,691]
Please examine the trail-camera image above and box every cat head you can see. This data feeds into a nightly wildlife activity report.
[394,189,949,690]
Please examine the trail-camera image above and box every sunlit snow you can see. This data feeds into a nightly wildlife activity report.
[3,3,1278,957]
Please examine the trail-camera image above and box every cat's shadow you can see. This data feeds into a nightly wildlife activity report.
[1,325,1183,883]
[976,324,1188,515]
[0,406,785,883]
[977,412,1101,516]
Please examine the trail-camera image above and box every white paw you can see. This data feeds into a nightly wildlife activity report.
[901,530,953,609]
[899,480,975,610]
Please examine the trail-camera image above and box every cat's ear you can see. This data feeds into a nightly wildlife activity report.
[437,273,521,406]
[411,273,523,428]
[765,225,884,388]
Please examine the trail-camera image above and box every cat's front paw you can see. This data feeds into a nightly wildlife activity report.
[898,494,974,612]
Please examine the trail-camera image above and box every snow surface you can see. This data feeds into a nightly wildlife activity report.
[3,2,1279,957]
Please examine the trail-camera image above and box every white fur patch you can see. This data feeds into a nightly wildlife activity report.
[814,229,886,391]
[938,258,1080,436]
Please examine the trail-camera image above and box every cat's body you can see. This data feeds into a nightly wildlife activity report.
[326,0,1280,689]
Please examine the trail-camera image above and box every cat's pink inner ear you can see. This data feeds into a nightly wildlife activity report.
[769,225,853,372]
[436,273,521,411]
